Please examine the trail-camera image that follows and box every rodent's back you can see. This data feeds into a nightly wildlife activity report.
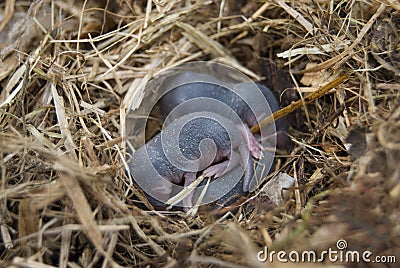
[178,117,232,161]
[159,82,247,121]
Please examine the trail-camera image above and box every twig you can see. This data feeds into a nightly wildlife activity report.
[250,72,350,133]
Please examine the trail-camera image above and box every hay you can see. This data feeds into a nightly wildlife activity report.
[0,0,399,267]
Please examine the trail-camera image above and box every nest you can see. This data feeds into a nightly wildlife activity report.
[0,0,399,267]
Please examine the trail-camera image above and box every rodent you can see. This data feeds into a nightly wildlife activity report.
[129,71,289,211]
[128,112,251,211]
[158,72,289,151]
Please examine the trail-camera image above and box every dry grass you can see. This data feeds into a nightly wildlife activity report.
[0,0,399,267]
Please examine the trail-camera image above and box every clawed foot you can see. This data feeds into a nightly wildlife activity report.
[203,161,229,177]
[239,124,263,159]
[248,134,263,159]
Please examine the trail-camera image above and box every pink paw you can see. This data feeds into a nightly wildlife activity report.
[203,161,229,177]
[248,135,263,159]
[241,125,263,159]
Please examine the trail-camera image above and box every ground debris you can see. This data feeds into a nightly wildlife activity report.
[0,0,399,267]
